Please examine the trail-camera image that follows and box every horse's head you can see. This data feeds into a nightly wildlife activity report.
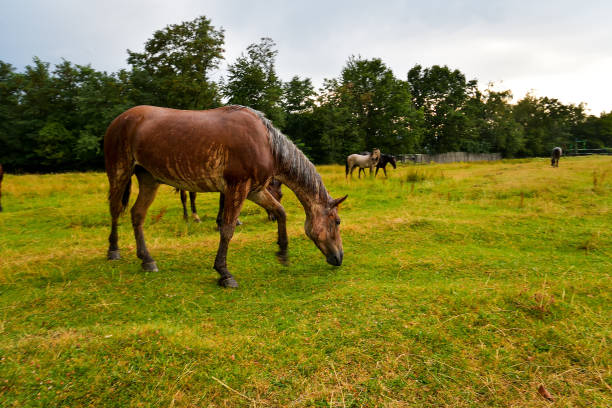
[371,148,381,165]
[389,155,397,169]
[305,195,348,266]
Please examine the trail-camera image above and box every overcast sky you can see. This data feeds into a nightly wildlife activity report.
[1,0,611,114]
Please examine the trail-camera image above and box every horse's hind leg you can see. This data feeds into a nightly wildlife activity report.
[248,188,288,265]
[131,167,160,271]
[180,190,189,220]
[214,183,249,288]
[107,169,132,260]
[189,192,201,222]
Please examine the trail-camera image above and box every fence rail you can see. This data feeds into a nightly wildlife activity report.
[565,149,612,156]
[398,152,502,164]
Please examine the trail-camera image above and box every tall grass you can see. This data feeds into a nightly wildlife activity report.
[0,156,611,406]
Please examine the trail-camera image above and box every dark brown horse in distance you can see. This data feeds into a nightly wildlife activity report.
[104,105,346,288]
[178,178,283,223]
[551,147,562,167]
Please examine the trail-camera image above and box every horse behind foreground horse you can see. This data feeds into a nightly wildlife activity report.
[178,178,283,223]
[551,147,562,167]
[105,105,346,288]
[346,149,381,178]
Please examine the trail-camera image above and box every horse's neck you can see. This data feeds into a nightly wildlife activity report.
[276,172,327,217]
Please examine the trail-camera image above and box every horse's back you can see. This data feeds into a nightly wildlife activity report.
[105,106,274,192]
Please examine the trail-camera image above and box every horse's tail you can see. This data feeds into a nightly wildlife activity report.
[345,158,349,176]
[104,110,137,217]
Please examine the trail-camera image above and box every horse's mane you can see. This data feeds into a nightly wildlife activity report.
[229,106,328,201]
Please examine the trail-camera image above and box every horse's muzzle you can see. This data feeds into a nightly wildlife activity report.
[326,250,343,266]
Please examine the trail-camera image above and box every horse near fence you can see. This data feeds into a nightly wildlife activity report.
[375,154,397,177]
[346,149,381,178]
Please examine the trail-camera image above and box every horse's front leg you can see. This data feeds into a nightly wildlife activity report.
[248,188,288,265]
[216,193,242,229]
[214,184,249,288]
[132,168,160,271]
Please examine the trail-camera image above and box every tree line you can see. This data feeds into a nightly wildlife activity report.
[1,16,611,172]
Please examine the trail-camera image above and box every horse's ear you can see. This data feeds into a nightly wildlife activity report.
[331,195,348,208]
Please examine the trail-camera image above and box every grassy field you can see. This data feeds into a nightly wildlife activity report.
[0,156,611,407]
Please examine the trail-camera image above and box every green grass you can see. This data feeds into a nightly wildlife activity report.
[0,156,611,407]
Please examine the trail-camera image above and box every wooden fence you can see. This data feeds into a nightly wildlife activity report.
[398,152,502,164]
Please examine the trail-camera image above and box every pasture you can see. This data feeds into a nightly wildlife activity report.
[0,156,610,407]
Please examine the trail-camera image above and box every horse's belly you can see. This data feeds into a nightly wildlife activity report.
[152,174,225,193]
[133,136,228,192]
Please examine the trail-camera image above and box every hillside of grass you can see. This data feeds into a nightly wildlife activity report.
[0,156,610,406]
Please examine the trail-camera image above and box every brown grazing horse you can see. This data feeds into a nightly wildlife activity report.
[179,178,283,223]
[105,105,346,288]
[0,163,3,212]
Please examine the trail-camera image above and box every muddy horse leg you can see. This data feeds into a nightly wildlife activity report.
[248,188,288,264]
[216,193,242,229]
[214,184,249,288]
[189,192,201,222]
[131,167,160,271]
[107,171,132,261]
[180,190,189,220]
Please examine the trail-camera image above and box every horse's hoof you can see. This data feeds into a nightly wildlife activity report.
[236,219,243,226]
[142,261,159,272]
[107,250,121,260]
[192,214,201,223]
[218,276,238,288]
[276,250,289,266]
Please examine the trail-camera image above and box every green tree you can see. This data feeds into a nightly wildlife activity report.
[282,76,316,113]
[407,64,480,153]
[35,122,76,166]
[127,16,224,109]
[477,86,524,156]
[513,94,586,156]
[223,37,284,126]
[0,61,22,168]
[575,111,612,149]
[280,76,317,156]
[315,56,423,162]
